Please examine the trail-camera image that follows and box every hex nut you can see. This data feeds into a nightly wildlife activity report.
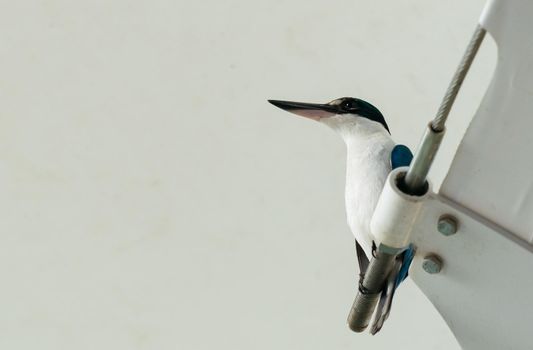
[438,215,459,236]
[422,254,443,274]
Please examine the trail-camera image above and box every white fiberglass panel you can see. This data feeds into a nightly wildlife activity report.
[441,0,533,243]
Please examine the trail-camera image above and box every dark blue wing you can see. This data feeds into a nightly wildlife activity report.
[396,245,415,284]
[391,144,413,170]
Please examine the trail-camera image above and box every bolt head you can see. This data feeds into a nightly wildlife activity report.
[438,215,458,236]
[422,254,442,274]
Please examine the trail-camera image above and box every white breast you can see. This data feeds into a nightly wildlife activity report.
[343,128,394,258]
[319,114,395,258]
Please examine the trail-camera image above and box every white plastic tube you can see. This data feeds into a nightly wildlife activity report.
[371,167,431,249]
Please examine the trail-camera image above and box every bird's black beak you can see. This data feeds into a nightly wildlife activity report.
[268,100,337,121]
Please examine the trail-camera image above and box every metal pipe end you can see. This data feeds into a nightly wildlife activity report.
[395,169,429,197]
[347,292,380,332]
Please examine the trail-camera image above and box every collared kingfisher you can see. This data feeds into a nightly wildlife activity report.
[268,97,414,334]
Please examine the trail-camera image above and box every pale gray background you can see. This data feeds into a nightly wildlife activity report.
[0,0,495,349]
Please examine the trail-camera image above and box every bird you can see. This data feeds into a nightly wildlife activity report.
[268,97,414,333]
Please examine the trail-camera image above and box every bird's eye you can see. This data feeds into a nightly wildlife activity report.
[343,101,355,110]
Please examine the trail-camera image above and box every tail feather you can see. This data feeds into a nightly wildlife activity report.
[370,245,415,334]
[355,240,369,284]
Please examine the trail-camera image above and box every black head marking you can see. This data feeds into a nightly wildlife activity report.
[328,97,389,133]
[268,97,390,133]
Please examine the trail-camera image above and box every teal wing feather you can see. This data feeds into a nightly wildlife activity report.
[391,144,413,170]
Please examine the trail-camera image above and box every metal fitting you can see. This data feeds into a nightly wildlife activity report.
[422,254,442,274]
[437,215,459,236]
[347,251,397,332]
